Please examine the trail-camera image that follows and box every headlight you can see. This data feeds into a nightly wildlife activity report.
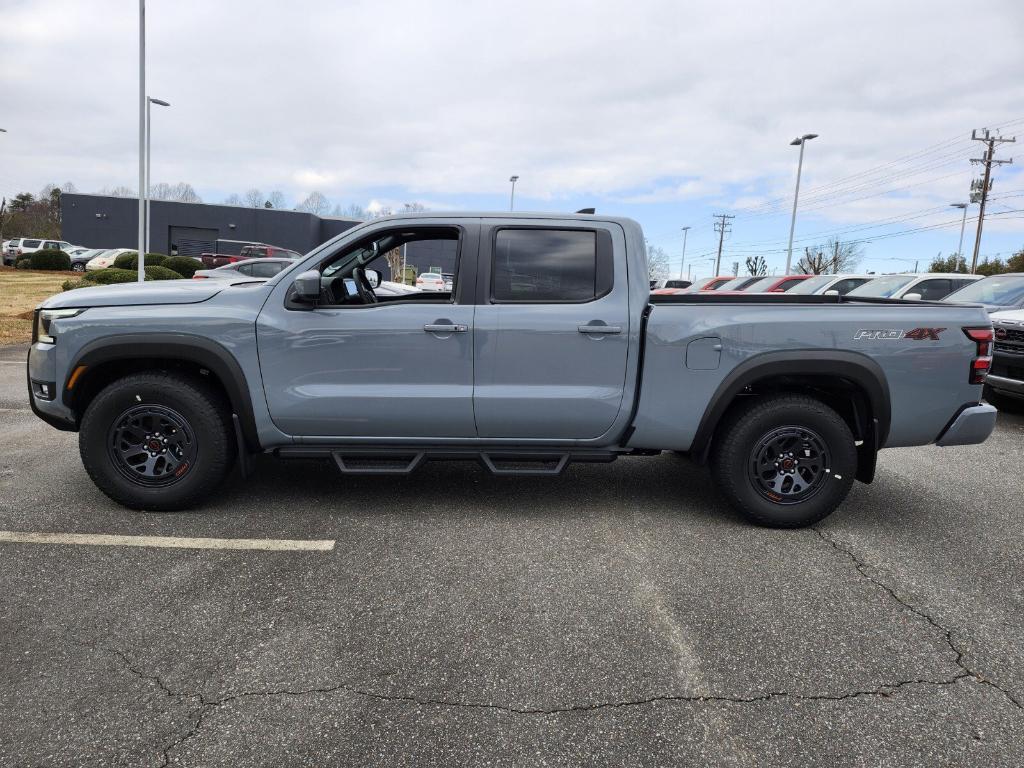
[34,308,85,344]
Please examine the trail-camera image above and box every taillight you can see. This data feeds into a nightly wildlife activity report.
[192,275,208,280]
[963,327,993,384]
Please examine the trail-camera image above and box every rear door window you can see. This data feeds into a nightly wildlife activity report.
[23,239,41,248]
[914,279,952,300]
[492,229,608,303]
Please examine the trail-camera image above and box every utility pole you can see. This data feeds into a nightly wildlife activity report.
[679,226,690,279]
[969,128,1014,273]
[712,214,734,275]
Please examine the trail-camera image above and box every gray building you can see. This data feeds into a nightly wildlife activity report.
[61,193,360,258]
[61,193,457,278]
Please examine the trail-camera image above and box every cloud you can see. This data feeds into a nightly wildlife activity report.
[0,0,1021,250]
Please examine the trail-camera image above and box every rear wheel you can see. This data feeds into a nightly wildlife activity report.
[72,262,86,272]
[711,394,857,527]
[79,372,235,510]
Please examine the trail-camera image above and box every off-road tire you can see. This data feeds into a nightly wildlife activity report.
[79,372,235,511]
[711,394,857,528]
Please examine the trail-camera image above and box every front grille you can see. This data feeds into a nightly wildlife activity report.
[995,342,1024,354]
[994,326,1024,343]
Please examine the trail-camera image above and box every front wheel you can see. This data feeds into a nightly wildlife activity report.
[72,262,86,272]
[711,394,857,528]
[79,372,236,510]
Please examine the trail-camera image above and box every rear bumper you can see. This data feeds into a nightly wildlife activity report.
[935,403,998,447]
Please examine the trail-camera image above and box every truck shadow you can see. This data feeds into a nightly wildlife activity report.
[215,452,741,525]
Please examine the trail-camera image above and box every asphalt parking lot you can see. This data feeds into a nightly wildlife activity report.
[1,342,1023,767]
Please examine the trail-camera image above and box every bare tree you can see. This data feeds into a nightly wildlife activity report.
[296,191,330,216]
[796,238,863,274]
[104,185,136,198]
[384,247,405,283]
[266,190,286,209]
[243,188,264,208]
[224,193,242,206]
[61,181,77,193]
[401,202,426,213]
[746,255,768,276]
[335,203,368,220]
[172,182,201,203]
[646,244,670,281]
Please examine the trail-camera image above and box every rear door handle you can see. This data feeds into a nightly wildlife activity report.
[424,323,468,333]
[578,325,622,334]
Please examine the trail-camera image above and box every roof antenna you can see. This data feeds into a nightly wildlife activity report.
[576,207,596,214]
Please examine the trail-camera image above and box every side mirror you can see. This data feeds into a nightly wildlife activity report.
[292,269,321,302]
[364,268,381,289]
[903,292,922,301]
[823,289,839,296]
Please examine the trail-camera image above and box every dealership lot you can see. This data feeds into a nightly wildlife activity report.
[1,342,1022,766]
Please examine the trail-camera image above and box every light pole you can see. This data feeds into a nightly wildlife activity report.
[679,226,690,279]
[785,133,818,275]
[145,97,170,254]
[137,0,146,282]
[950,203,969,266]
[509,175,519,211]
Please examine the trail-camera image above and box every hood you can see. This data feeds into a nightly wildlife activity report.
[991,309,1024,324]
[41,279,225,309]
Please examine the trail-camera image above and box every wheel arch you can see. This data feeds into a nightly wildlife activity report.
[62,334,261,451]
[691,351,890,483]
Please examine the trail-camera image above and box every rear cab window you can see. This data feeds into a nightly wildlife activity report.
[490,228,612,303]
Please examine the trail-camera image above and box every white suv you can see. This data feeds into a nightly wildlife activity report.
[4,238,72,265]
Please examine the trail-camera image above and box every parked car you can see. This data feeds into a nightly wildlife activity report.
[192,258,298,280]
[784,274,876,296]
[713,276,766,292]
[846,273,982,301]
[986,309,1024,405]
[199,242,301,269]
[416,272,447,291]
[4,237,71,265]
[85,248,134,271]
[238,244,304,260]
[740,274,816,293]
[28,211,995,528]
[942,273,1024,312]
[651,279,693,290]
[70,248,111,272]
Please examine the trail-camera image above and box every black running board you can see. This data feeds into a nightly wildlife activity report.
[274,446,619,476]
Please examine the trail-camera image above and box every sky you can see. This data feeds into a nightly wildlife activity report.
[2,0,1023,279]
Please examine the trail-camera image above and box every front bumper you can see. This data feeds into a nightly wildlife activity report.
[27,344,77,432]
[935,403,998,447]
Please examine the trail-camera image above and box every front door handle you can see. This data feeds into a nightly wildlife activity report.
[578,324,622,334]
[424,323,468,333]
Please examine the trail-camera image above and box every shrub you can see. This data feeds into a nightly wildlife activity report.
[144,265,182,280]
[29,249,71,271]
[113,252,167,270]
[82,268,137,285]
[162,255,200,278]
[112,252,136,270]
[15,258,32,270]
[62,278,90,291]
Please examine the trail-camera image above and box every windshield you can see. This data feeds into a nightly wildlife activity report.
[744,277,776,292]
[944,275,1024,306]
[715,277,749,291]
[787,275,836,294]
[847,275,915,298]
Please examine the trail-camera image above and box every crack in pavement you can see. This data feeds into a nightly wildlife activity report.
[812,526,1023,713]
[99,647,996,766]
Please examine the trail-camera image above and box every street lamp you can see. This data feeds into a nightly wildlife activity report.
[137,0,145,282]
[679,226,690,279]
[145,96,170,254]
[950,203,969,265]
[509,175,519,211]
[784,133,818,275]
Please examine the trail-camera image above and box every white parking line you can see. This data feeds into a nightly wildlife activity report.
[0,530,335,552]
[0,361,26,364]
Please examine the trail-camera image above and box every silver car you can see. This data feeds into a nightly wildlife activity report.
[192,257,297,280]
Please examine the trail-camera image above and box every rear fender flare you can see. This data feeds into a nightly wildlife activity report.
[691,350,890,465]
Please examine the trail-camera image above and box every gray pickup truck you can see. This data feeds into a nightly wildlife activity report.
[28,212,998,527]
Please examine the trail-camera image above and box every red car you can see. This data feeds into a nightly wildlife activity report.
[741,274,816,293]
[652,275,735,296]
